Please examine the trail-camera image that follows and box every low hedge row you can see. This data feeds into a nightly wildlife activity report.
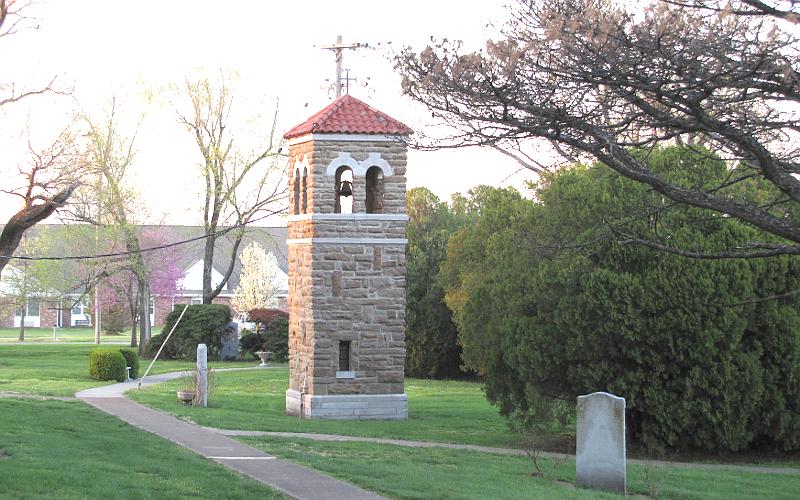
[89,348,140,382]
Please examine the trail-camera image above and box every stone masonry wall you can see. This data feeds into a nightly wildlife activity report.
[287,135,408,399]
[308,242,406,395]
[288,139,407,216]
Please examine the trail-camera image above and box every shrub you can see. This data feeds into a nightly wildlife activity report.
[443,149,800,452]
[102,304,130,335]
[248,308,287,325]
[239,309,289,362]
[263,315,289,362]
[119,349,140,379]
[143,304,231,360]
[239,331,264,359]
[89,348,127,382]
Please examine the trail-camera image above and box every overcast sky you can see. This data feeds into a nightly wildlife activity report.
[1,0,539,226]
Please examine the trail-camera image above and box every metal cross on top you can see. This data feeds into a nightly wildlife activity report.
[321,35,369,98]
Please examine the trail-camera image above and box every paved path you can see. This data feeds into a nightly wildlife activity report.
[75,372,385,500]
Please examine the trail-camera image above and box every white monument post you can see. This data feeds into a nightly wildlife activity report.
[576,392,626,494]
[196,343,208,408]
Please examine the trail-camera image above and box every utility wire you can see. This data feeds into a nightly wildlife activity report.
[1,210,285,262]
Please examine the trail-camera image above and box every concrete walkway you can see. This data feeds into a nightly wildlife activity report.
[75,373,385,500]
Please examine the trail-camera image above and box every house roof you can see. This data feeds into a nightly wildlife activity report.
[3,224,289,295]
[283,94,413,139]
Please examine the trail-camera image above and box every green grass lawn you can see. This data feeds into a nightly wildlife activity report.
[0,344,256,397]
[0,398,284,499]
[3,342,799,499]
[0,326,133,343]
[241,436,800,500]
[131,367,520,448]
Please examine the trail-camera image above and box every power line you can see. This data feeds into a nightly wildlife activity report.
[2,210,285,263]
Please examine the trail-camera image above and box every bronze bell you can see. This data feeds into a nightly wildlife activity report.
[339,180,353,197]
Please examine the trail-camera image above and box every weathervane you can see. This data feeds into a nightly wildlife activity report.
[320,35,369,98]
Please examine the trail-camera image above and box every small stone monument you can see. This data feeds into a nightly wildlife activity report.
[220,322,239,360]
[576,392,626,494]
[196,343,208,408]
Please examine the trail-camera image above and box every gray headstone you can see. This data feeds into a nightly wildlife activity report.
[220,322,239,360]
[576,392,626,494]
[196,343,208,408]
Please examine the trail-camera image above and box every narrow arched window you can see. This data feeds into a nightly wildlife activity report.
[365,166,384,214]
[334,166,353,214]
[293,168,300,215]
[301,167,308,213]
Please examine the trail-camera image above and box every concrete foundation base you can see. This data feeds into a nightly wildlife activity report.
[286,389,408,420]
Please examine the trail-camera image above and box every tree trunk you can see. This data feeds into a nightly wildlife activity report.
[130,322,138,348]
[138,282,151,354]
[18,308,25,342]
[202,232,216,304]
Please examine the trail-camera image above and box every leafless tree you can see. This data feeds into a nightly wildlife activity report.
[0,0,77,276]
[396,0,800,258]
[71,100,153,350]
[176,76,286,303]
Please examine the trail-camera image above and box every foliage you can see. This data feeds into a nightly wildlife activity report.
[231,242,279,313]
[119,348,140,379]
[102,304,130,335]
[397,0,800,258]
[238,332,263,359]
[144,304,232,360]
[88,348,127,382]
[239,309,289,362]
[248,308,288,325]
[263,315,289,362]
[405,187,470,378]
[441,147,800,451]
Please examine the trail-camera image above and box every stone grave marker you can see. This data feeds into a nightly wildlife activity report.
[576,392,626,494]
[196,343,208,408]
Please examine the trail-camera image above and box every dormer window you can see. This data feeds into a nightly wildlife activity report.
[365,166,384,214]
[335,166,354,214]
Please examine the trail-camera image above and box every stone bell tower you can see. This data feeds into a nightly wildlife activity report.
[283,95,412,419]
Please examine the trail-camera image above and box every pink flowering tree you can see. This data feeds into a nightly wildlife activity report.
[102,227,184,347]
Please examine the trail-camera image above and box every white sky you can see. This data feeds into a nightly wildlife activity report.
[1,0,539,225]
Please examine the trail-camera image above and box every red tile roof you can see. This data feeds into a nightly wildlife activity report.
[284,95,413,139]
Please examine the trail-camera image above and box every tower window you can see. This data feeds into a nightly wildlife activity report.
[334,166,354,214]
[301,167,308,213]
[338,340,351,371]
[365,166,384,214]
[292,168,300,215]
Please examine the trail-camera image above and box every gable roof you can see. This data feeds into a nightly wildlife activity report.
[1,224,289,294]
[283,94,413,139]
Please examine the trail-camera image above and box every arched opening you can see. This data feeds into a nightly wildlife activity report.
[334,166,354,214]
[301,167,308,213]
[293,168,300,215]
[365,166,385,214]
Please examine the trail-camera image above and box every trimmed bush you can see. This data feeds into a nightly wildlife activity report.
[239,331,263,359]
[143,304,231,360]
[239,309,289,362]
[89,349,127,382]
[119,349,140,379]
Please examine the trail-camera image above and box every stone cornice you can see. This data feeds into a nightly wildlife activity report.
[287,213,408,222]
[287,237,408,246]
